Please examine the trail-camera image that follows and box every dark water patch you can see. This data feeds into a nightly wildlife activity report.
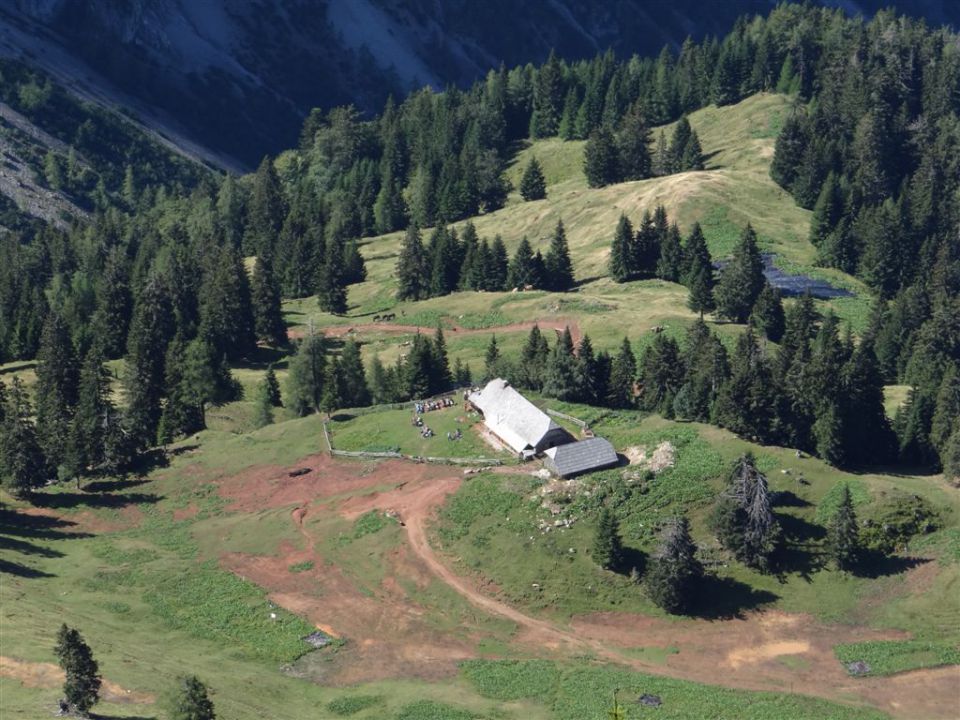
[714,254,854,299]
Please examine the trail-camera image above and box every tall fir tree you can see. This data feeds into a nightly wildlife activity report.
[0,378,46,498]
[163,676,216,720]
[34,311,79,473]
[519,323,550,391]
[645,517,703,614]
[519,157,547,201]
[616,101,653,180]
[607,338,637,409]
[714,224,765,323]
[639,334,685,415]
[544,220,575,291]
[543,327,579,400]
[484,335,501,381]
[592,507,624,570]
[340,339,371,407]
[55,625,101,716]
[584,125,620,188]
[252,375,275,429]
[396,225,428,301]
[250,255,287,347]
[656,223,684,282]
[286,334,326,416]
[711,453,782,572]
[749,283,785,342]
[198,245,255,360]
[244,156,286,256]
[317,235,348,314]
[609,214,634,283]
[826,484,861,571]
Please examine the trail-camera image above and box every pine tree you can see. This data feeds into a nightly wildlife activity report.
[163,675,216,720]
[404,333,434,399]
[340,339,371,406]
[584,125,620,188]
[668,116,693,173]
[0,378,46,498]
[34,311,79,473]
[543,327,578,401]
[592,507,623,570]
[616,101,653,180]
[639,334,685,414]
[749,283,785,342]
[711,453,781,572]
[484,335,501,381]
[453,356,472,387]
[342,239,367,285]
[69,343,114,481]
[574,334,599,404]
[252,376,274,429]
[519,324,550,391]
[770,111,808,190]
[286,334,326,416]
[198,245,256,360]
[681,222,712,286]
[317,234,348,315]
[633,210,660,277]
[813,401,846,467]
[431,327,452,393]
[321,358,345,414]
[681,130,705,171]
[250,255,287,347]
[826,484,860,571]
[652,130,671,176]
[544,220,575,291]
[687,262,715,318]
[396,225,428,301]
[656,223,684,282]
[181,338,236,430]
[607,338,637,409]
[809,172,843,250]
[489,236,509,290]
[645,517,703,614]
[506,237,538,290]
[713,328,777,443]
[263,365,282,407]
[124,276,174,450]
[55,625,101,716]
[715,224,765,323]
[244,156,286,256]
[609,214,634,283]
[519,157,547,201]
[95,249,132,359]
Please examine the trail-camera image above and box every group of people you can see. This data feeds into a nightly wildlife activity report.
[410,396,460,440]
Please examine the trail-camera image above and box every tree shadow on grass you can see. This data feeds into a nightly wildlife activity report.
[776,514,826,580]
[0,534,64,558]
[30,491,162,511]
[0,557,54,578]
[82,477,151,494]
[90,714,157,720]
[771,490,811,508]
[854,552,930,579]
[690,574,779,619]
[615,546,648,578]
[0,507,92,541]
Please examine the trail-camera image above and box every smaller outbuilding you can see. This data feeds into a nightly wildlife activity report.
[543,437,619,478]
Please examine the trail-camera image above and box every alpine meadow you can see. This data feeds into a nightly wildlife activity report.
[1,3,958,720]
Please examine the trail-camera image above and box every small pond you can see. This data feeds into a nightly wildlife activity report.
[714,254,853,299]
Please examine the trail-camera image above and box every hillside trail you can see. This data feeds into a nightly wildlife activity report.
[291,317,582,345]
[392,479,960,719]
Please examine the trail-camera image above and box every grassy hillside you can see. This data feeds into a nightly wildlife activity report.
[286,93,870,351]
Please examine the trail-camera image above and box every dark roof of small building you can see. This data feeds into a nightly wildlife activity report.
[544,437,618,477]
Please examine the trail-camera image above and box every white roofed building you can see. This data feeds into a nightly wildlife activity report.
[468,379,571,455]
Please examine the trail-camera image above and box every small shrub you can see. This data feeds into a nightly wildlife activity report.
[288,560,314,573]
[327,695,384,716]
[860,492,940,554]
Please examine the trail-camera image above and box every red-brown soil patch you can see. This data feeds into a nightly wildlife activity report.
[0,655,155,705]
[172,504,199,521]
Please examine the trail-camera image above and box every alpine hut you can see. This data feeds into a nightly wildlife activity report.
[468,378,571,458]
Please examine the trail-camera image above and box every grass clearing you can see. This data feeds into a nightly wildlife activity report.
[835,641,960,676]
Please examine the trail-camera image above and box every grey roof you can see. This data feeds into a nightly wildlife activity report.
[468,378,561,453]
[544,437,618,477]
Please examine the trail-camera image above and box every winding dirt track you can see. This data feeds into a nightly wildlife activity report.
[290,318,582,345]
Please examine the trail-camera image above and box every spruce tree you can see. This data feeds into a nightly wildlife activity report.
[749,283,785,342]
[809,172,843,250]
[711,453,782,572]
[519,324,550,391]
[506,237,538,290]
[668,116,693,173]
[95,249,132,359]
[652,130,671,176]
[519,157,547,201]
[0,378,46,498]
[827,484,860,571]
[687,262,716,318]
[616,101,653,180]
[633,210,660,277]
[69,343,114,481]
[543,327,578,401]
[263,365,282,407]
[645,517,703,614]
[484,335,501,381]
[340,339,371,406]
[163,675,216,720]
[770,111,809,191]
[813,401,846,467]
[342,239,367,286]
[489,236,509,290]
[321,358,345,415]
[244,156,286,256]
[431,327,452,393]
[251,255,287,347]
[55,625,101,716]
[592,507,623,570]
[286,334,326,416]
[124,276,174,450]
[607,338,637,409]
[639,334,685,414]
[317,235,348,315]
[584,125,620,188]
[252,376,274,429]
[404,334,434,399]
[574,334,599,404]
[715,224,765,323]
[454,357,472,387]
[34,311,79,473]
[713,328,777,443]
[544,220,575,291]
[396,225,428,301]
[609,214,634,283]
[943,430,960,485]
[681,223,712,286]
[656,223,684,282]
[681,130,705,171]
[198,245,256,360]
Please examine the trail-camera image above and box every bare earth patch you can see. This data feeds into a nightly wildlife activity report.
[0,656,155,705]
